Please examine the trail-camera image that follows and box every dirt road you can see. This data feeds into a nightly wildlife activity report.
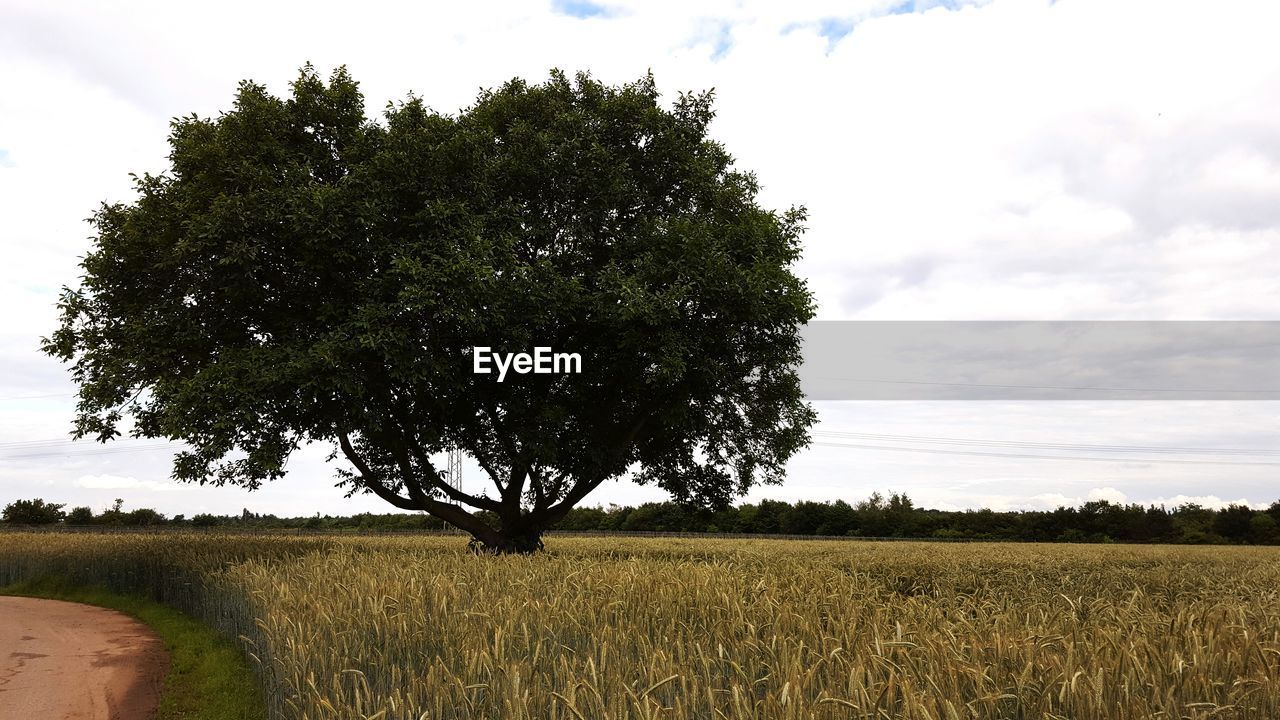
[0,596,168,720]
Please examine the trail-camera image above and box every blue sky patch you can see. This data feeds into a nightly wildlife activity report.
[781,17,855,54]
[817,17,856,48]
[0,149,13,168]
[551,0,612,19]
[891,0,966,13]
[710,21,733,60]
[686,19,734,60]
[782,0,975,52]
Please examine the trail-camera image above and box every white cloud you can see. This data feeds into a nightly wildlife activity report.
[1086,487,1128,504]
[1026,493,1080,510]
[1148,495,1262,511]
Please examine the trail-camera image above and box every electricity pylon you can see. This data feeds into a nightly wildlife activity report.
[446,448,462,504]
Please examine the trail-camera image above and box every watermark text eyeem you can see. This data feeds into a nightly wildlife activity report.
[473,347,582,382]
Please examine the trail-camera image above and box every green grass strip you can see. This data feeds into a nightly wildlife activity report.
[2,576,266,720]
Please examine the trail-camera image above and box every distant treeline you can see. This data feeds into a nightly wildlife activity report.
[6,493,1280,545]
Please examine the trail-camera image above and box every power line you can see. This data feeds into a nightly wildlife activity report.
[817,377,1280,394]
[1,443,178,460]
[812,430,1280,456]
[0,438,100,450]
[0,393,74,401]
[0,437,174,450]
[811,441,1280,466]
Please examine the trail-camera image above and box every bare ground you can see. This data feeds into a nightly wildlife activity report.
[0,596,168,720]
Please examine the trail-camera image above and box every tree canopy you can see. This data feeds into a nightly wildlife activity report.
[2,498,66,524]
[44,65,816,552]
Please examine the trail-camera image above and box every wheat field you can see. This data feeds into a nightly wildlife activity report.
[1,532,1278,719]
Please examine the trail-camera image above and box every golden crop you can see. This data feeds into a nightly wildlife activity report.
[2,532,1278,719]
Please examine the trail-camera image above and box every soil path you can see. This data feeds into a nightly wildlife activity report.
[0,596,168,720]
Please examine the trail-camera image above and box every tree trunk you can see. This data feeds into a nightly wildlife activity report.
[467,515,547,555]
[468,530,545,555]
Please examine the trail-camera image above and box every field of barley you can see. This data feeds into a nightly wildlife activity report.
[2,533,1279,720]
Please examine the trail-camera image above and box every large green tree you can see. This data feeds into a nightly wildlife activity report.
[2,498,66,525]
[44,66,815,552]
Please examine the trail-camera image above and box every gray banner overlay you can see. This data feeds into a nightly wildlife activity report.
[798,322,1280,400]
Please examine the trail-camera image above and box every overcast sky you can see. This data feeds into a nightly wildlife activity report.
[1,0,1278,517]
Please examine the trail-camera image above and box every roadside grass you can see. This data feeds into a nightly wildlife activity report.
[1,576,266,720]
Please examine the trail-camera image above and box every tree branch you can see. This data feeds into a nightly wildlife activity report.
[337,432,418,511]
[382,398,503,511]
[502,462,528,508]
[340,432,502,544]
[529,465,547,510]
[384,435,432,507]
[482,398,523,500]
[540,413,650,522]
[400,437,502,511]
[460,437,504,490]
